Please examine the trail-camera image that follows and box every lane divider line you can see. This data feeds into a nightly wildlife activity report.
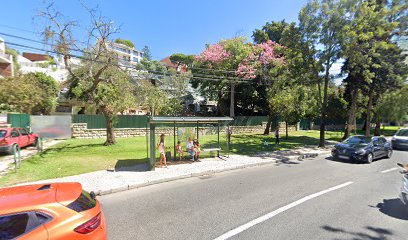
[381,167,398,173]
[213,181,354,240]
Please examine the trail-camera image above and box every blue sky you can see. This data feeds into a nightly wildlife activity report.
[0,0,308,60]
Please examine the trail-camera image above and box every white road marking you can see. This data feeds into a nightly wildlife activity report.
[213,181,354,240]
[381,167,398,173]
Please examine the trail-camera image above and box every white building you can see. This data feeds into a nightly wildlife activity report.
[106,41,143,67]
[0,37,14,78]
[18,53,81,82]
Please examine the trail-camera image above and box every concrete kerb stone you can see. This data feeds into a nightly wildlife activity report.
[93,150,331,196]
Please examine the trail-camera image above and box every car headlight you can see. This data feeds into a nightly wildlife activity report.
[355,149,366,155]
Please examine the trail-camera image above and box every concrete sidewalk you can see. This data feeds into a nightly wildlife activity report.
[0,140,62,175]
[21,146,332,195]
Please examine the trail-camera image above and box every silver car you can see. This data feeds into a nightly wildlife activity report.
[391,128,408,150]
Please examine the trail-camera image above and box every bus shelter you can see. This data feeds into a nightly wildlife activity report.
[147,116,233,170]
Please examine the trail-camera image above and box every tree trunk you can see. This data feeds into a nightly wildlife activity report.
[365,83,375,137]
[374,112,381,136]
[381,123,385,135]
[319,70,330,147]
[104,113,116,146]
[343,88,357,140]
[353,115,357,135]
[230,82,235,117]
[285,121,288,139]
[264,115,272,135]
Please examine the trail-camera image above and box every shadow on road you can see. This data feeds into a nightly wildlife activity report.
[371,198,408,221]
[325,156,360,165]
[321,225,394,240]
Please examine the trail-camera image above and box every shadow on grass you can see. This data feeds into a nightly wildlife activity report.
[216,134,324,156]
[370,198,408,221]
[321,225,394,240]
[37,143,103,157]
[114,159,149,172]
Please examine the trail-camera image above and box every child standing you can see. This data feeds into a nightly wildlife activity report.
[157,134,167,168]
[194,140,201,161]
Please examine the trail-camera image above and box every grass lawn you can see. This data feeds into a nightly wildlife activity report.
[0,127,394,187]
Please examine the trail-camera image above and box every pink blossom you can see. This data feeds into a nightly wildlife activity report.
[195,44,232,63]
[256,40,281,65]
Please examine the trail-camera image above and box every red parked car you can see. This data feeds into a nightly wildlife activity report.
[0,128,39,154]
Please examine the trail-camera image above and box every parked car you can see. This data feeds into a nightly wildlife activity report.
[331,135,392,163]
[0,127,38,154]
[0,183,106,240]
[391,128,408,151]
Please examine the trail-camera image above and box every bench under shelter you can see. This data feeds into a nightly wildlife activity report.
[147,116,233,170]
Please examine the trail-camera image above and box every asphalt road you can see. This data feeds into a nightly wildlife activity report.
[100,150,408,240]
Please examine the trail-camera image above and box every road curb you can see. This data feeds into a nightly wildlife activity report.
[96,150,329,196]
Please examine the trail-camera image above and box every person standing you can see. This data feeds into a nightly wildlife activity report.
[157,134,167,168]
[275,127,280,145]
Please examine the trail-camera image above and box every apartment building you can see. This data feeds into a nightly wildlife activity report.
[107,40,143,67]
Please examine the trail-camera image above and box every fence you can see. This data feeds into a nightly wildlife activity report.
[72,115,149,129]
[7,114,30,128]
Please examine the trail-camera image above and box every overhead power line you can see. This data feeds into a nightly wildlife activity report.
[0,30,262,76]
[3,40,254,83]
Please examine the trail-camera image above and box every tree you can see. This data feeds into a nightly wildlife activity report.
[0,75,42,113]
[253,20,319,134]
[0,72,58,114]
[41,2,132,145]
[5,47,20,75]
[169,53,195,69]
[29,72,59,114]
[70,64,136,144]
[268,86,307,138]
[194,37,285,117]
[376,84,408,128]
[142,45,152,61]
[341,0,408,137]
[114,38,135,48]
[136,59,190,116]
[299,0,350,147]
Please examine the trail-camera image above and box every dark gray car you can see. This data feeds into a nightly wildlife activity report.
[331,135,392,163]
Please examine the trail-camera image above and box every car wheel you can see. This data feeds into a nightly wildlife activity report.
[366,153,373,164]
[32,137,38,147]
[7,144,18,155]
[386,149,393,158]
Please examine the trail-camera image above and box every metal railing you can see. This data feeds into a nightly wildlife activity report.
[13,137,43,172]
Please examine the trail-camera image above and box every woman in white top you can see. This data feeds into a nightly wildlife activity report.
[157,134,167,168]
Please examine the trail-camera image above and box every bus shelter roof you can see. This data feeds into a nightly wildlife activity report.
[149,116,233,124]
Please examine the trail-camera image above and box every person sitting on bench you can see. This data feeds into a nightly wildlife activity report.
[176,141,184,161]
[186,137,196,161]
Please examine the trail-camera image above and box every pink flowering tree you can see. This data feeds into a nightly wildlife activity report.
[194,38,285,117]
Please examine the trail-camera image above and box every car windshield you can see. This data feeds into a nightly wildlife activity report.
[344,136,371,144]
[0,130,6,138]
[396,129,408,136]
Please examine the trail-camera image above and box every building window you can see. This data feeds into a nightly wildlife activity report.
[133,57,138,62]
[140,53,144,58]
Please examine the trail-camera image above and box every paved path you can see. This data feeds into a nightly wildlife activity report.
[0,140,62,174]
[99,150,408,240]
[18,147,331,195]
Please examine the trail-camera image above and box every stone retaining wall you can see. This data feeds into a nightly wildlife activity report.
[72,122,297,139]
